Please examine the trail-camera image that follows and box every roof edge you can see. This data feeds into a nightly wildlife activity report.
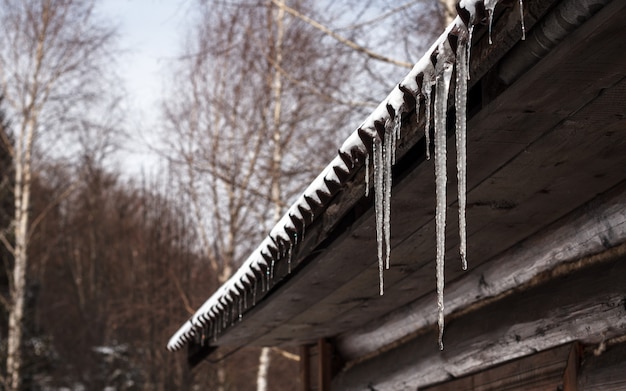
[167,0,505,353]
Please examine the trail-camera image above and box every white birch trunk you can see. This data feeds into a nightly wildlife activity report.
[439,0,457,25]
[7,116,35,391]
[257,1,286,389]
[257,347,271,391]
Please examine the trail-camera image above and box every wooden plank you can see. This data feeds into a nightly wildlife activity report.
[563,343,581,391]
[317,339,332,391]
[300,340,334,391]
[300,345,311,391]
[331,251,626,390]
[579,338,626,390]
[422,343,577,391]
[324,183,626,359]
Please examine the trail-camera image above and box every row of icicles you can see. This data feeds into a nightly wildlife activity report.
[368,0,526,350]
[166,0,528,353]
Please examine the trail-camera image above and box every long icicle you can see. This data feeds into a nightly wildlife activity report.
[467,26,474,81]
[373,137,385,295]
[384,120,394,270]
[434,61,453,350]
[456,40,468,271]
[365,152,370,197]
[519,0,526,40]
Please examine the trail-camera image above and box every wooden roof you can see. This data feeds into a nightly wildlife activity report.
[169,0,626,375]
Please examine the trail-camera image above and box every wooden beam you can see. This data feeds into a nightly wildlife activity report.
[331,250,626,390]
[422,343,579,391]
[318,339,332,391]
[300,345,311,391]
[336,184,626,362]
[563,342,582,391]
[579,337,626,390]
[300,339,335,391]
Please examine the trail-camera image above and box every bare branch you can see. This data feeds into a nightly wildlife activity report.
[337,0,422,31]
[28,181,77,239]
[271,347,300,362]
[169,268,196,316]
[265,54,376,109]
[0,230,15,255]
[270,0,413,69]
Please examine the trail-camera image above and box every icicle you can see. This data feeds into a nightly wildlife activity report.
[415,91,422,142]
[238,297,243,321]
[365,152,370,197]
[262,267,267,292]
[384,122,393,270]
[466,25,474,81]
[253,279,258,305]
[456,40,468,271]
[423,86,432,159]
[396,112,402,141]
[434,61,453,350]
[519,0,526,40]
[488,10,493,45]
[391,113,401,164]
[287,244,293,274]
[373,137,384,295]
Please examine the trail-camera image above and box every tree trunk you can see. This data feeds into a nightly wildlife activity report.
[256,347,271,391]
[257,0,286,389]
[439,0,457,25]
[7,116,35,391]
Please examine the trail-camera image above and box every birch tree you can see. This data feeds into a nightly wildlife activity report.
[0,1,116,389]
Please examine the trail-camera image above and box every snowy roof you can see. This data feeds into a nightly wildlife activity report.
[167,0,510,352]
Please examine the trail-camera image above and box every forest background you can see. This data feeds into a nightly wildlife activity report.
[0,0,452,389]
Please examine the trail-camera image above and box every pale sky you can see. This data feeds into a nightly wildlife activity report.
[97,0,192,177]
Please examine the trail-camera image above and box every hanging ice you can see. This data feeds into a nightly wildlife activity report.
[488,10,494,45]
[372,107,399,294]
[373,137,385,295]
[456,40,468,271]
[422,85,433,160]
[287,244,293,273]
[434,60,453,350]
[384,118,394,270]
[391,111,401,164]
[466,25,474,81]
[365,153,370,197]
[519,0,526,40]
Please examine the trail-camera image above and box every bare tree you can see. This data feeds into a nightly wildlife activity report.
[0,1,117,388]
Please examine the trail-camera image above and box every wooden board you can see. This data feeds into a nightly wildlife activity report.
[422,343,579,391]
[331,251,626,390]
[579,340,626,390]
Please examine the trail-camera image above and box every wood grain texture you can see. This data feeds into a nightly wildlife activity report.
[331,252,626,390]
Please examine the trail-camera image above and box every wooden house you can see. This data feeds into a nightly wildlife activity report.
[168,0,626,389]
